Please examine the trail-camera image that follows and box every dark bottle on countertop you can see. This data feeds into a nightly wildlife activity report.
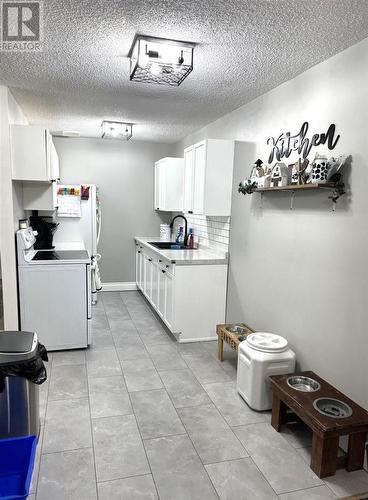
[187,228,194,249]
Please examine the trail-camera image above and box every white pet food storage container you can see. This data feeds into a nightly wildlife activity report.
[237,332,296,411]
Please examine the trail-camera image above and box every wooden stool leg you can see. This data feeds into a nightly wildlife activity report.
[217,336,224,361]
[271,393,287,432]
[311,432,339,478]
[346,432,366,472]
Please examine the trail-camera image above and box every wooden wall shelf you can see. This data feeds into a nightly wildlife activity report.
[255,183,335,193]
[254,182,340,210]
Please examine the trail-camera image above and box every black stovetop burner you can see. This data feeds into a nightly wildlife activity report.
[32,250,89,261]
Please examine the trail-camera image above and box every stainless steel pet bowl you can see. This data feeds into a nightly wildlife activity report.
[287,376,321,392]
[226,325,246,335]
[313,398,353,418]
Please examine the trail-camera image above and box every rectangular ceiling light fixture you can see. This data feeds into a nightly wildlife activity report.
[129,35,194,86]
[101,121,133,140]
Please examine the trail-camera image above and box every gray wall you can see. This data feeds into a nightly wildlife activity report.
[174,38,368,408]
[54,137,173,282]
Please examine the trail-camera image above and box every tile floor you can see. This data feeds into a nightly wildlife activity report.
[31,291,368,499]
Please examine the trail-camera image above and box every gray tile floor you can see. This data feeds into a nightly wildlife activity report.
[32,291,368,499]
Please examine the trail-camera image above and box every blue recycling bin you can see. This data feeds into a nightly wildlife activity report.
[0,435,37,499]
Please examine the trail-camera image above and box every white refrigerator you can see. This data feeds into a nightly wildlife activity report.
[53,184,100,257]
[53,184,102,307]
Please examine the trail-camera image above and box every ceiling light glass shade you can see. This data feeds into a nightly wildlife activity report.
[101,121,132,140]
[129,35,194,86]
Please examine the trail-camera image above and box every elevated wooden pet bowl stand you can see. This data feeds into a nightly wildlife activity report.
[270,371,368,478]
[216,323,254,361]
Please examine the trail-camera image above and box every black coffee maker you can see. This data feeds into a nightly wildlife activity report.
[29,214,59,249]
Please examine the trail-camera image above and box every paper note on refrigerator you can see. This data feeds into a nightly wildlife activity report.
[57,185,82,217]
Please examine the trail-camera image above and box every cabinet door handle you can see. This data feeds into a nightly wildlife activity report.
[188,210,193,214]
[159,259,162,263]
[162,270,166,274]
[148,258,152,262]
[138,251,141,254]
[165,265,169,268]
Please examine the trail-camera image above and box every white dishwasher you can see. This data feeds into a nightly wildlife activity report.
[17,228,91,351]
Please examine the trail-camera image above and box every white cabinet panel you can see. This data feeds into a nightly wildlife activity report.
[135,247,140,288]
[151,261,159,308]
[136,246,144,290]
[23,182,58,211]
[183,148,194,213]
[11,125,59,182]
[157,268,165,318]
[154,162,165,210]
[183,139,234,216]
[193,142,206,214]
[154,157,184,212]
[164,271,174,330]
[144,254,153,300]
[139,251,144,290]
[50,139,60,182]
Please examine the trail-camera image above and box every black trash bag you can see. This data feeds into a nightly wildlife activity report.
[0,342,49,392]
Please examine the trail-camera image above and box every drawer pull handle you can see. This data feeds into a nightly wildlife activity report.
[148,258,152,262]
[162,270,166,274]
[138,251,141,254]
[159,259,162,263]
[166,265,169,268]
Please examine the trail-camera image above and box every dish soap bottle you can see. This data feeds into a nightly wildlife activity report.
[187,228,194,249]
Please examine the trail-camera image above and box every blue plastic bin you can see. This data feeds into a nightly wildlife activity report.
[0,435,37,500]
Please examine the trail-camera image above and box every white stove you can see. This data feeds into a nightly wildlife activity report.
[17,228,91,351]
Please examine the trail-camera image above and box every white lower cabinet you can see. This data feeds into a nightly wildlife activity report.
[157,268,166,319]
[144,255,153,301]
[164,271,174,331]
[135,240,227,342]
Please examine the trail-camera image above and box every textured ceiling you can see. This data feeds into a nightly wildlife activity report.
[1,0,368,142]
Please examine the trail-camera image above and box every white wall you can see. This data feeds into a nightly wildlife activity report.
[175,38,368,408]
[54,137,174,283]
[0,87,28,330]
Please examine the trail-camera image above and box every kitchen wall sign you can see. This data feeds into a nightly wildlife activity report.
[267,122,340,164]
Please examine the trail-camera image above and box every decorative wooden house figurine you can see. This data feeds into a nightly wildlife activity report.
[257,173,271,188]
[250,159,265,184]
[270,162,289,187]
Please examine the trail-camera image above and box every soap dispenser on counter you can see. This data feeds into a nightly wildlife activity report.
[187,228,194,249]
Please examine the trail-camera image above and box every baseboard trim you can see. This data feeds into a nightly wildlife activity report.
[101,282,137,292]
[178,336,217,343]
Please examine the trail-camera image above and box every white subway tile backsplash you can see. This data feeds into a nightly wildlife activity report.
[173,213,231,252]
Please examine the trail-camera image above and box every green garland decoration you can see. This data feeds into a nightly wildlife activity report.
[238,180,258,195]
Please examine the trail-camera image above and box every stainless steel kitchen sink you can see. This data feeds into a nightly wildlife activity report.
[148,241,194,250]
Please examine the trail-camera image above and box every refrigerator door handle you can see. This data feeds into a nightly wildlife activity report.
[87,263,92,320]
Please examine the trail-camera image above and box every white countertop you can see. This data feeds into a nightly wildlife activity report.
[54,241,86,251]
[135,237,228,265]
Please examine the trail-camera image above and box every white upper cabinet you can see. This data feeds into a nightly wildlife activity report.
[11,125,59,182]
[183,139,234,216]
[154,157,184,212]
[22,182,58,211]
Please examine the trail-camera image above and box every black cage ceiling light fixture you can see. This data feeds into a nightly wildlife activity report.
[101,121,133,140]
[129,35,195,86]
